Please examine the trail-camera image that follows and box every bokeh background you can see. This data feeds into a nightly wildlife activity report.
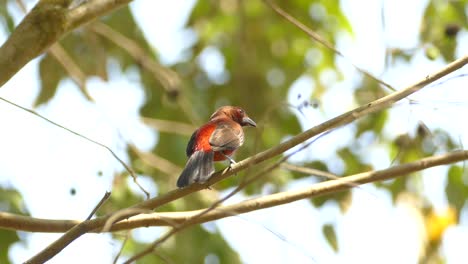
[0,0,468,263]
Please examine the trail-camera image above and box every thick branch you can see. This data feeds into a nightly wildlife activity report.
[3,150,467,233]
[0,0,133,87]
[66,0,132,31]
[0,0,70,87]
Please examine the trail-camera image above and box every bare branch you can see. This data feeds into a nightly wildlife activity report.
[66,0,133,32]
[129,144,182,176]
[112,231,130,264]
[3,149,468,235]
[0,96,149,199]
[86,191,111,220]
[123,149,468,262]
[88,22,181,95]
[281,162,341,180]
[263,0,395,91]
[22,55,468,263]
[48,43,93,101]
[141,117,195,136]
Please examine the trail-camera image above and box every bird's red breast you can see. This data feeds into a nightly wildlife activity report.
[187,120,239,161]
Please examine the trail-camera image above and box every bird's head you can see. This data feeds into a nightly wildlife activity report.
[211,106,257,127]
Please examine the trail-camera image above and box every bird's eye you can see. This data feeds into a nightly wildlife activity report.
[238,109,244,115]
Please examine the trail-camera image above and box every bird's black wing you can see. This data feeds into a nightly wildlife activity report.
[186,129,199,157]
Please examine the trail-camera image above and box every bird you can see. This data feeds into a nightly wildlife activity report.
[176,106,256,188]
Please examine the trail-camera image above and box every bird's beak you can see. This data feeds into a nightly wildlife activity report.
[242,117,257,127]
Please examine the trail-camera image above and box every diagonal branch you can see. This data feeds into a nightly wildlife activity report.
[4,149,466,232]
[0,0,134,87]
[87,21,181,95]
[21,55,468,263]
[264,0,395,91]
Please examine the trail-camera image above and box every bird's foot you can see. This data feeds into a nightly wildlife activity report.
[222,153,237,170]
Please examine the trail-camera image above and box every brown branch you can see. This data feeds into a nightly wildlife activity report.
[5,148,468,262]
[23,55,468,263]
[87,22,200,124]
[119,150,468,233]
[86,191,111,220]
[66,0,133,32]
[3,149,468,234]
[141,117,195,136]
[281,162,341,180]
[0,0,71,87]
[0,0,134,88]
[87,22,181,95]
[48,43,93,101]
[129,144,182,176]
[0,96,149,199]
[14,0,92,101]
[0,148,468,263]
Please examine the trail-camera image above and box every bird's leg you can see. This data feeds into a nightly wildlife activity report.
[221,153,237,170]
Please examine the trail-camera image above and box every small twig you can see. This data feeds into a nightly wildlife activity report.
[112,231,129,264]
[0,97,149,199]
[48,43,93,101]
[263,0,395,91]
[86,191,111,220]
[281,162,379,200]
[87,22,180,95]
[281,163,341,181]
[129,144,182,176]
[141,117,195,136]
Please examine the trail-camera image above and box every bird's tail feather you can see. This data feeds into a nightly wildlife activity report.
[176,151,215,188]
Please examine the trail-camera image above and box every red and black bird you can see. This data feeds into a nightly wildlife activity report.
[176,106,256,188]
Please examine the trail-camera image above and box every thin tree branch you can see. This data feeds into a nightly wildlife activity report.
[22,55,468,263]
[2,150,468,235]
[125,149,468,263]
[48,43,93,101]
[86,191,111,220]
[129,144,182,176]
[0,96,149,199]
[131,55,468,212]
[87,21,200,124]
[141,117,195,136]
[264,0,396,91]
[125,129,328,262]
[281,162,341,180]
[112,231,129,264]
[280,162,370,194]
[87,21,181,95]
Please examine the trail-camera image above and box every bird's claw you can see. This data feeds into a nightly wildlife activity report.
[222,153,237,170]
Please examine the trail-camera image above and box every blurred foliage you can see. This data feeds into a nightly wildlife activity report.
[0,0,467,263]
[323,223,338,252]
[0,187,27,263]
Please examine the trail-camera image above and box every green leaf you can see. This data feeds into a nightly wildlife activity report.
[323,223,339,252]
[445,165,468,214]
[35,54,64,107]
